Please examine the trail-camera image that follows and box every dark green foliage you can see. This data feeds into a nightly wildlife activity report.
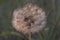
[0,0,60,40]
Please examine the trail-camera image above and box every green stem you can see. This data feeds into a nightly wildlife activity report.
[28,30,31,40]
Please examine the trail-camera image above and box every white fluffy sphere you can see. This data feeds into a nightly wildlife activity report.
[12,3,46,34]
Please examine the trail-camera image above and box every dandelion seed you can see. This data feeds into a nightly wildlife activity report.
[12,3,46,34]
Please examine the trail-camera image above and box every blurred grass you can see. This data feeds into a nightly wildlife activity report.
[0,0,60,40]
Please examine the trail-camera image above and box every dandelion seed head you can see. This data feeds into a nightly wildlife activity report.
[12,3,46,34]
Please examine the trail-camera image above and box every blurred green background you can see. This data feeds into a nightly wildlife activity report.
[0,0,60,40]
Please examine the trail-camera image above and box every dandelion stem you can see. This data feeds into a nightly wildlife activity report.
[28,30,31,40]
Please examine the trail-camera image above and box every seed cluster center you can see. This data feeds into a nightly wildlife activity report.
[24,16,34,29]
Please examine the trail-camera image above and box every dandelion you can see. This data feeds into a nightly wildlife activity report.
[12,3,46,34]
[12,3,46,40]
